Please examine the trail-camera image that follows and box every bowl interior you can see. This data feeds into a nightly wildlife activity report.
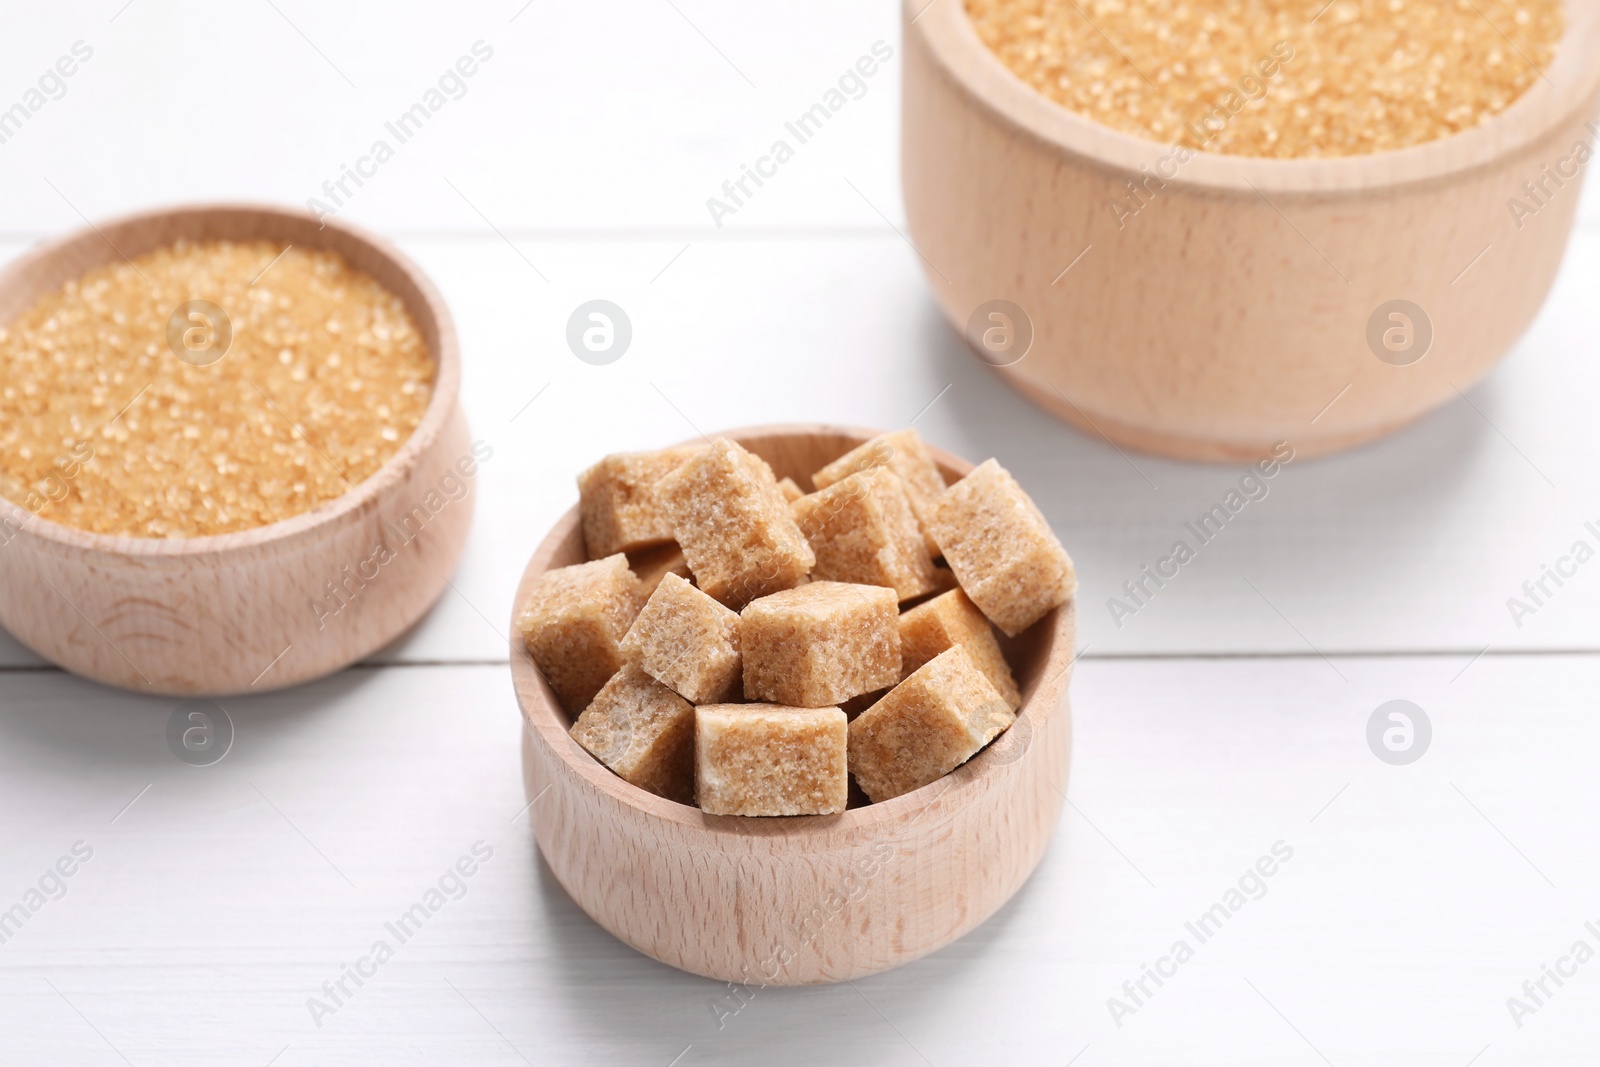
[510,424,1075,836]
[0,203,460,553]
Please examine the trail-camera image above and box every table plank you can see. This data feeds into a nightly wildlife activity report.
[1,2,1593,237]
[0,655,1594,1065]
[7,224,1600,666]
[0,0,902,236]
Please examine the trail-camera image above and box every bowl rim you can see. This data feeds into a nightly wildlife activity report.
[510,423,1079,841]
[0,202,461,558]
[909,0,1600,196]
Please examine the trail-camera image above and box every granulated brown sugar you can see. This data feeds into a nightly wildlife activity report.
[0,239,433,537]
[964,0,1563,157]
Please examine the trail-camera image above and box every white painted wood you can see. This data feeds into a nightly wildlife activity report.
[2,5,1598,1060]
[0,0,903,236]
[0,657,1595,1065]
[7,0,1581,239]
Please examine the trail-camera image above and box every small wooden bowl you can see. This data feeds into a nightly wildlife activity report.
[903,0,1600,459]
[511,425,1076,985]
[0,204,474,695]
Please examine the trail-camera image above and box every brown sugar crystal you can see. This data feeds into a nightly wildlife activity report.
[776,476,805,503]
[899,588,1021,711]
[964,0,1563,158]
[696,703,848,816]
[577,446,700,558]
[0,240,434,538]
[812,429,948,552]
[654,437,814,609]
[516,553,644,713]
[848,646,1015,803]
[740,581,900,707]
[793,467,938,600]
[620,572,742,704]
[924,458,1075,636]
[571,665,696,804]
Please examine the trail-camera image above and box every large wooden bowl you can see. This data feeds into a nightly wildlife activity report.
[0,204,474,695]
[511,426,1076,985]
[903,0,1600,459]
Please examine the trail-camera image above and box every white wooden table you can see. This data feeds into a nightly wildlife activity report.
[3,3,1599,1063]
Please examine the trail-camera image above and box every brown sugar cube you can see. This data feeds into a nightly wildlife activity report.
[812,429,949,551]
[813,429,948,512]
[740,581,900,707]
[899,588,1022,711]
[848,646,1016,803]
[792,468,938,600]
[654,438,814,609]
[516,553,645,714]
[696,703,848,816]
[923,458,1075,636]
[776,476,805,503]
[620,573,742,703]
[570,666,696,804]
[628,542,692,598]
[577,446,700,558]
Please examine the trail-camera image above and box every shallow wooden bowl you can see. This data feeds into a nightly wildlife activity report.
[903,0,1600,459]
[0,204,474,695]
[511,425,1076,985]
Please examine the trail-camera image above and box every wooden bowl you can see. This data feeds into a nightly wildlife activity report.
[902,0,1600,460]
[511,425,1076,985]
[0,204,474,695]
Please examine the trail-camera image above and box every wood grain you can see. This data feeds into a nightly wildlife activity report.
[8,655,1600,1063]
[901,0,1600,459]
[510,426,1078,984]
[0,205,474,695]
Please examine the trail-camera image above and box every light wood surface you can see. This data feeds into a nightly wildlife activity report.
[902,0,1600,459]
[0,205,474,696]
[511,426,1077,983]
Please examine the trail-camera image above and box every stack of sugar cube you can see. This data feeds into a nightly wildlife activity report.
[515,429,1075,816]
